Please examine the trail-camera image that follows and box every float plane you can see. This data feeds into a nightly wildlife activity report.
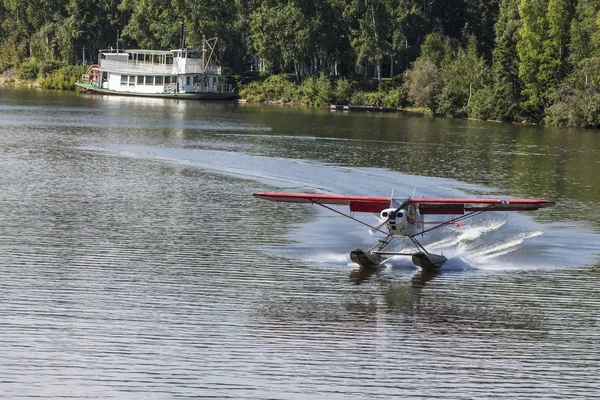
[253,192,554,272]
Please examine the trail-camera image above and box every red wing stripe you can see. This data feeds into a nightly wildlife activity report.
[411,198,554,212]
[253,192,391,212]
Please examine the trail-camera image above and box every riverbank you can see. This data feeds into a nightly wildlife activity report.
[0,69,41,88]
[1,64,87,90]
[237,73,405,109]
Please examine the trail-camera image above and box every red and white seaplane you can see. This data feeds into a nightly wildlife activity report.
[253,192,554,272]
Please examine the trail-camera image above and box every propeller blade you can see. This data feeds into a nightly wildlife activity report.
[368,218,388,235]
[369,198,411,236]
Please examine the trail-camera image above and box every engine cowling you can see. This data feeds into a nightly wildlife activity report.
[379,207,408,236]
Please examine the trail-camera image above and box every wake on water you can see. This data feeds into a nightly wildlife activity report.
[85,143,598,273]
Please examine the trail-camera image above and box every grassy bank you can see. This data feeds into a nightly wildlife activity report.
[1,59,87,90]
[237,73,408,109]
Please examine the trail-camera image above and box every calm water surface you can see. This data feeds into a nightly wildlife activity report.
[0,88,599,399]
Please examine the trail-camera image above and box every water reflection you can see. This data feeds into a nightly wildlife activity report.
[349,266,440,287]
[348,266,378,284]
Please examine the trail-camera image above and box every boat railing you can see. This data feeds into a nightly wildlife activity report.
[191,83,235,94]
[100,59,222,75]
[100,59,172,74]
[78,73,101,88]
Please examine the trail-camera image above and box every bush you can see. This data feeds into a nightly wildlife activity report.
[363,91,385,106]
[403,58,441,111]
[333,77,353,104]
[545,88,600,129]
[38,65,87,90]
[545,100,578,127]
[300,72,334,106]
[239,73,300,102]
[467,85,496,120]
[349,90,366,106]
[238,73,403,109]
[381,87,406,109]
[38,59,65,76]
[17,58,41,80]
[582,93,600,128]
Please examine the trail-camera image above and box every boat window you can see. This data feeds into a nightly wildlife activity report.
[120,75,128,85]
[137,76,144,85]
[155,76,163,85]
[145,76,152,85]
[186,76,190,86]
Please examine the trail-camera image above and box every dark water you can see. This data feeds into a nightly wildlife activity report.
[0,87,599,399]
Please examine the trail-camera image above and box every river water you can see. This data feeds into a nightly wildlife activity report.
[0,87,599,399]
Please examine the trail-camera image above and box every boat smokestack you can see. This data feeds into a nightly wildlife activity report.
[179,20,185,49]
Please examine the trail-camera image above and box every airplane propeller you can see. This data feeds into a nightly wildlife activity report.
[368,199,410,235]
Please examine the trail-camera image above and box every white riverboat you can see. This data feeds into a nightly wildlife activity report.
[76,37,236,100]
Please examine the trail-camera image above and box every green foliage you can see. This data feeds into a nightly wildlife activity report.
[1,37,26,72]
[299,73,338,107]
[17,57,42,80]
[384,87,406,109]
[420,32,445,66]
[544,86,600,128]
[333,78,354,105]
[3,0,600,128]
[239,74,299,103]
[467,85,497,119]
[403,58,442,111]
[39,65,87,90]
[437,35,490,117]
[249,2,310,74]
[238,72,406,108]
[491,0,523,121]
[517,0,575,121]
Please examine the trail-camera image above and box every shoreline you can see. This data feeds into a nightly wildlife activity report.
[0,71,541,127]
[0,69,42,88]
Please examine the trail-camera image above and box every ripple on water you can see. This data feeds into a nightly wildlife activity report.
[0,91,599,399]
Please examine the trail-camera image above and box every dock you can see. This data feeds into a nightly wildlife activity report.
[330,104,397,112]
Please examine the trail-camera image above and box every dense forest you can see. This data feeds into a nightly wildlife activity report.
[2,0,600,128]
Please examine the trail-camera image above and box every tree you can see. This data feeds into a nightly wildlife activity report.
[119,0,182,49]
[403,58,441,110]
[420,32,445,66]
[344,0,395,81]
[437,35,489,116]
[491,0,523,120]
[517,0,574,121]
[249,2,310,76]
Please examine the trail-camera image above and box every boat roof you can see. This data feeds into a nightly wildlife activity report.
[100,48,201,55]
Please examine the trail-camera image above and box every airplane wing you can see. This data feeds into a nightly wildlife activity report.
[253,192,391,213]
[253,192,554,214]
[412,198,555,214]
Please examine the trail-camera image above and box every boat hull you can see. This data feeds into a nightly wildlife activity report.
[75,82,237,100]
